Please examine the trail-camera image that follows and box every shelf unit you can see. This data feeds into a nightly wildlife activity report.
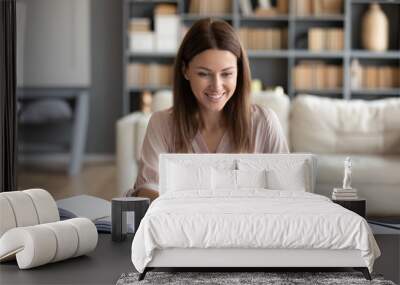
[123,0,400,114]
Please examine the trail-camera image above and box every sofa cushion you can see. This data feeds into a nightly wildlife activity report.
[290,95,400,154]
[317,154,400,185]
[315,154,400,216]
[252,87,290,140]
[19,99,72,124]
[151,90,173,112]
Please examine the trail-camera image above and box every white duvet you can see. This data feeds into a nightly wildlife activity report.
[131,190,380,273]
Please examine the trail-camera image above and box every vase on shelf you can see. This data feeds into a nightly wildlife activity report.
[350,59,362,90]
[361,3,389,52]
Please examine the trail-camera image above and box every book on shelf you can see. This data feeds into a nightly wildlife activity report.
[238,27,287,50]
[333,188,358,194]
[308,28,343,51]
[281,28,288,49]
[129,18,151,33]
[57,195,112,233]
[332,194,359,200]
[272,29,282,50]
[294,0,313,16]
[154,4,179,52]
[254,7,278,17]
[325,64,343,89]
[127,63,173,87]
[189,0,231,15]
[294,61,343,90]
[366,66,378,90]
[295,0,342,16]
[129,17,154,52]
[333,192,358,196]
[308,28,324,51]
[314,63,325,90]
[129,4,181,54]
[359,65,400,90]
[129,32,154,52]
[321,0,342,15]
[154,3,177,15]
[293,63,312,90]
[332,188,359,200]
[313,0,323,15]
[277,0,289,14]
[378,66,389,89]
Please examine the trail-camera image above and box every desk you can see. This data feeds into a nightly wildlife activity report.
[0,234,133,285]
[1,224,399,285]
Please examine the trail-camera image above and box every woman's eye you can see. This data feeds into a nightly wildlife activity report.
[222,73,233,78]
[198,72,208,77]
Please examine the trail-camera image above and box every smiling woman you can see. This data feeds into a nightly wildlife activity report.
[174,18,251,154]
[129,18,289,201]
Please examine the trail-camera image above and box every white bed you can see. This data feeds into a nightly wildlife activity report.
[131,154,380,280]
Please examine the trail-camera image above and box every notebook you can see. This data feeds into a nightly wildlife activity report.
[57,195,112,233]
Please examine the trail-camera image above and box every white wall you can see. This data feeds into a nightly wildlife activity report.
[17,0,90,87]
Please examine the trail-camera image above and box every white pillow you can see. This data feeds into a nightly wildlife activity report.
[266,162,307,191]
[211,168,268,190]
[212,168,236,190]
[167,162,212,192]
[237,159,309,192]
[237,169,268,189]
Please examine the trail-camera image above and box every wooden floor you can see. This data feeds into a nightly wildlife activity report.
[17,161,119,201]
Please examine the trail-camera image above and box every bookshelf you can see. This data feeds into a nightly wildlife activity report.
[123,0,400,114]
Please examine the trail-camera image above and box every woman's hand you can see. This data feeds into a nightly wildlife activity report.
[134,188,159,202]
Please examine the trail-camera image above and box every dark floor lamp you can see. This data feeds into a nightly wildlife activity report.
[0,0,17,192]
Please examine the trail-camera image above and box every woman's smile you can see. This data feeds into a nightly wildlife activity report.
[204,91,226,102]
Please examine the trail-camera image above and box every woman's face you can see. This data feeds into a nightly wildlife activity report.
[184,49,238,113]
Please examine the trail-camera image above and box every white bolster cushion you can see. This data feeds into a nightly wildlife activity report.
[0,191,39,228]
[64,218,98,257]
[0,189,60,238]
[0,218,98,269]
[0,196,17,237]
[23,189,60,224]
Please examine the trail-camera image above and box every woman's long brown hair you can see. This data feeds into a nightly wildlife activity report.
[172,18,252,153]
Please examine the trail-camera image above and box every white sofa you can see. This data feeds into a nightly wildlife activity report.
[116,89,400,217]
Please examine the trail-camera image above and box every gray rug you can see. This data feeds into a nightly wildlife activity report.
[116,271,396,285]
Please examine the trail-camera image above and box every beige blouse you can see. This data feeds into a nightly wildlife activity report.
[132,104,289,193]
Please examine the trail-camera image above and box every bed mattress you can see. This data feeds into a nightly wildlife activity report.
[131,190,380,273]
